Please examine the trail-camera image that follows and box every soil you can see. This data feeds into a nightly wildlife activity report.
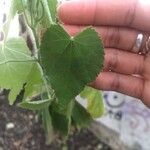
[0,93,112,150]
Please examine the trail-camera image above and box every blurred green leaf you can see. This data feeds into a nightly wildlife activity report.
[80,86,104,118]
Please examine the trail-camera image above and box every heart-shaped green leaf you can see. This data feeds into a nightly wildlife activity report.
[40,24,104,104]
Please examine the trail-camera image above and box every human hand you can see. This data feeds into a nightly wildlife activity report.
[58,0,150,107]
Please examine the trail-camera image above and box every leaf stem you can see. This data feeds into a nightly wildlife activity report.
[42,76,52,100]
[20,0,55,104]
[41,0,55,25]
[32,27,39,49]
[35,1,45,23]
[20,0,40,59]
[20,0,32,29]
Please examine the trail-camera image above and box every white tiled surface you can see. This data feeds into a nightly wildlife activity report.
[77,91,150,150]
[99,92,150,150]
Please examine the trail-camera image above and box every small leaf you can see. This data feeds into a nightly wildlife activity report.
[40,24,104,105]
[80,86,104,118]
[72,101,92,128]
[18,99,51,110]
[49,100,74,136]
[51,100,74,116]
[50,109,71,136]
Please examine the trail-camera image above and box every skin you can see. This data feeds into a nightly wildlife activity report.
[58,0,150,107]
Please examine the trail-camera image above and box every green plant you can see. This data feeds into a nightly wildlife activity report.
[0,0,104,143]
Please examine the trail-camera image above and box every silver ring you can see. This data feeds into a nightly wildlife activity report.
[133,33,144,53]
[139,35,150,54]
[145,36,150,53]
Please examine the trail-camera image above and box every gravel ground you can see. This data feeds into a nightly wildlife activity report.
[0,94,112,150]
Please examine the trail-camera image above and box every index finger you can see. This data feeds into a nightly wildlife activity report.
[58,0,150,32]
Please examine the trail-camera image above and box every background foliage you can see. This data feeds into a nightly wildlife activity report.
[0,0,104,143]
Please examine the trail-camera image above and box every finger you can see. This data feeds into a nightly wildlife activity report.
[58,0,150,31]
[104,48,144,75]
[64,25,139,51]
[142,81,150,107]
[92,72,144,100]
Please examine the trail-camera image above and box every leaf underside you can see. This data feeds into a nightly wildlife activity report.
[0,38,37,104]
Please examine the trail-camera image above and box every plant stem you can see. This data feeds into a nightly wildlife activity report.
[43,76,52,100]
[30,1,35,28]
[20,0,54,102]
[20,0,32,29]
[35,1,45,23]
[41,0,55,25]
[32,27,39,50]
